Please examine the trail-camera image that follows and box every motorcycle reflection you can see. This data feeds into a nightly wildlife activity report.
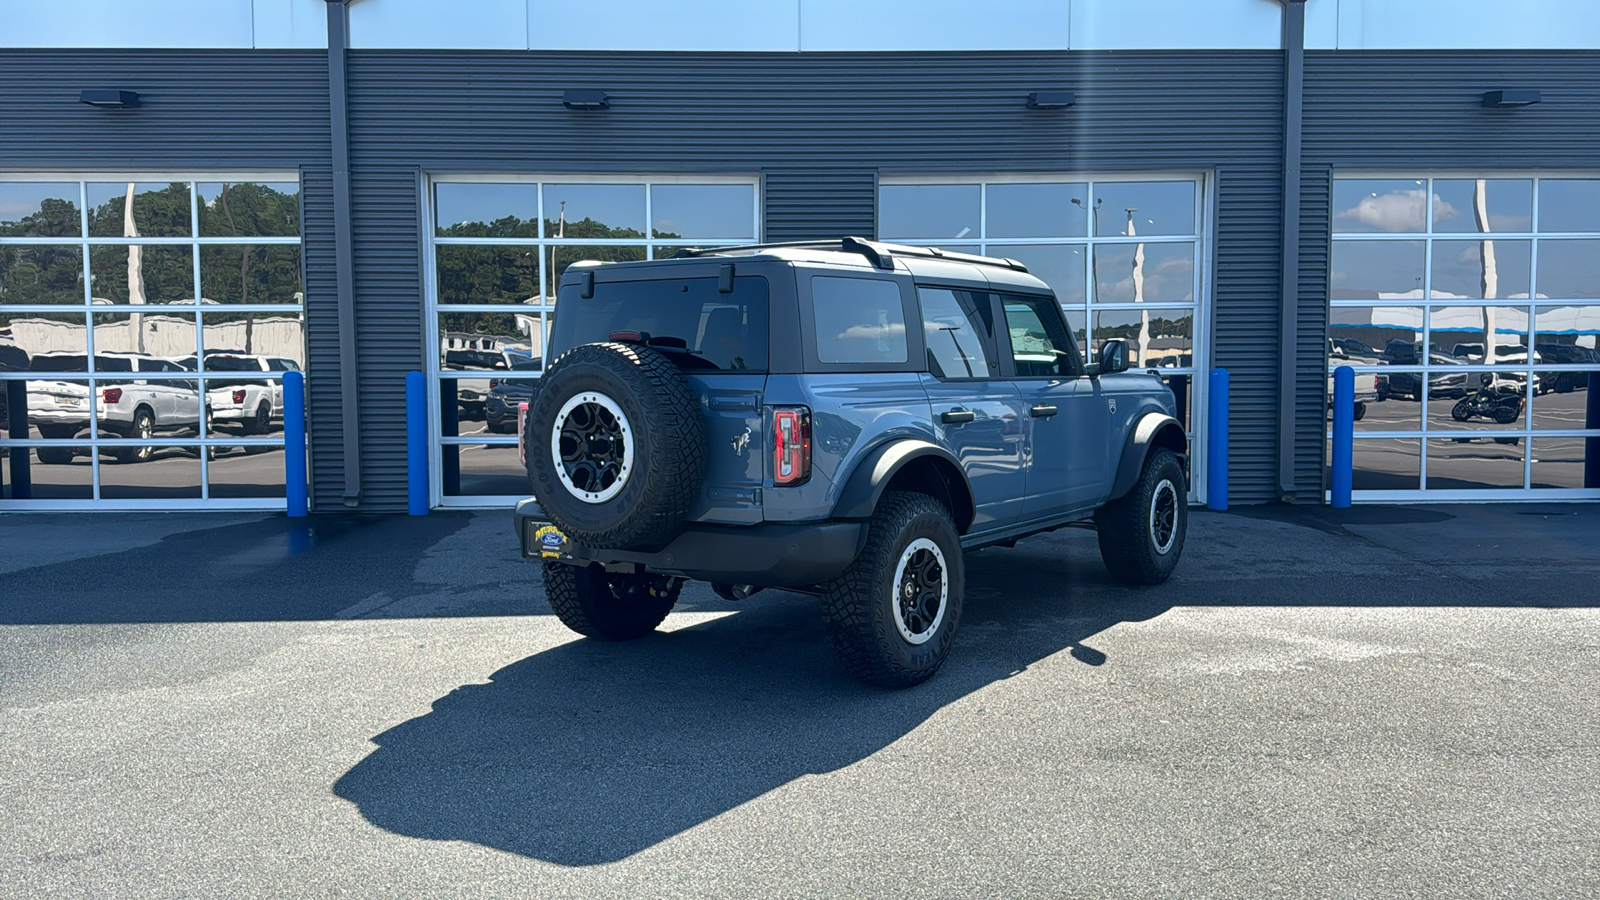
[1450,377,1524,426]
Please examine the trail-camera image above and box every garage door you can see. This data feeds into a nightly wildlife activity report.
[1329,176,1600,500]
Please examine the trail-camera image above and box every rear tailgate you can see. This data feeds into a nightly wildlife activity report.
[685,373,767,525]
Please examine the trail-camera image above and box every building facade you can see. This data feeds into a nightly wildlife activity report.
[2,0,1597,512]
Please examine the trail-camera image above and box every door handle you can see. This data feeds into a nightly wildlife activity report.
[1030,405,1059,418]
[940,409,976,425]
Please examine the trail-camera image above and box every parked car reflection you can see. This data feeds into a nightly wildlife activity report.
[25,352,201,463]
[484,357,541,434]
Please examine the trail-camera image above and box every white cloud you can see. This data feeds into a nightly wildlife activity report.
[1337,189,1460,233]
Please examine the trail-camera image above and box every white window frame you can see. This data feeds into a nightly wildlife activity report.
[1329,171,1600,502]
[422,173,761,509]
[0,172,303,511]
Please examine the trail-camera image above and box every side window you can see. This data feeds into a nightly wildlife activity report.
[999,294,1082,377]
[810,276,908,365]
[918,287,995,380]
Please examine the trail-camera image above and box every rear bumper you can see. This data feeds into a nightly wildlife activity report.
[515,499,863,587]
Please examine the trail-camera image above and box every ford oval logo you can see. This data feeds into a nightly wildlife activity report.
[539,531,563,547]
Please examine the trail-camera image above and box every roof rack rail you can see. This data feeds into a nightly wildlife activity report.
[671,237,1029,274]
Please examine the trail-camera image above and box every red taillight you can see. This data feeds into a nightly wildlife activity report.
[233,389,247,404]
[489,379,500,389]
[101,387,122,404]
[772,407,812,486]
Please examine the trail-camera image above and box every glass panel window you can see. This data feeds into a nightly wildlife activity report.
[1428,376,1526,433]
[650,184,755,240]
[1331,241,1424,299]
[986,183,1087,238]
[438,313,546,371]
[545,245,646,300]
[878,185,980,241]
[1530,437,1593,489]
[441,443,531,497]
[2,312,89,365]
[207,448,287,499]
[87,245,194,305]
[93,311,197,359]
[434,183,539,238]
[202,374,282,438]
[199,245,303,306]
[1537,180,1600,234]
[200,311,305,366]
[0,246,83,304]
[99,449,203,499]
[12,378,92,440]
[1430,179,1532,234]
[1430,240,1530,300]
[1095,308,1192,368]
[918,288,994,380]
[436,246,540,305]
[811,276,907,365]
[0,183,81,237]
[1092,242,1194,304]
[2,448,94,500]
[1530,386,1589,432]
[987,243,1085,305]
[87,182,192,238]
[1333,179,1429,234]
[1426,437,1526,490]
[542,184,646,239]
[1330,306,1422,362]
[1349,438,1420,491]
[196,182,300,238]
[1535,240,1600,300]
[1091,183,1195,237]
[1428,306,1531,363]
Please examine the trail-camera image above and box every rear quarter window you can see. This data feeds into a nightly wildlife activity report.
[810,276,908,365]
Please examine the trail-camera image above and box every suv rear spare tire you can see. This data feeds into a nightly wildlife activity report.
[526,342,706,549]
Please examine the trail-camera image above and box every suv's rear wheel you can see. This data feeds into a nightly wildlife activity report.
[1095,448,1187,585]
[542,562,681,640]
[819,492,964,688]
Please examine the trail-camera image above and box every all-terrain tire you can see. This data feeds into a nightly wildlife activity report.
[526,342,705,549]
[542,562,681,640]
[1094,448,1187,586]
[818,491,964,689]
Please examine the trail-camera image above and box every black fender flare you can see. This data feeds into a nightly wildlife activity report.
[832,439,975,528]
[1108,413,1188,501]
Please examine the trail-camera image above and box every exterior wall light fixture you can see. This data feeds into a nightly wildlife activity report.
[562,90,610,110]
[1482,90,1541,108]
[79,90,140,109]
[1027,91,1074,109]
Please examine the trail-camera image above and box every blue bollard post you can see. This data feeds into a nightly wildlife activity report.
[1332,365,1354,508]
[1207,368,1229,510]
[284,370,308,517]
[406,371,428,516]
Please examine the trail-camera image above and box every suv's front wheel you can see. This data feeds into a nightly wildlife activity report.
[542,562,681,641]
[1094,448,1187,585]
[819,492,964,688]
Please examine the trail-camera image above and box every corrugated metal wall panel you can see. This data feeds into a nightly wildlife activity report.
[347,166,426,510]
[1297,166,1333,495]
[763,170,876,242]
[1211,166,1285,502]
[1304,52,1600,167]
[345,49,1286,507]
[299,164,343,507]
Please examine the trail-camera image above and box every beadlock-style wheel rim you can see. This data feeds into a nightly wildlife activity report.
[892,537,948,646]
[1150,478,1179,555]
[551,391,634,504]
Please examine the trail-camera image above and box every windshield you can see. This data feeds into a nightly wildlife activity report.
[552,274,769,372]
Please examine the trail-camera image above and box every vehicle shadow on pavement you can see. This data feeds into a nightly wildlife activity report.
[333,543,1168,867]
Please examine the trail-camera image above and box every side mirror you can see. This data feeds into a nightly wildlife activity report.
[1096,339,1130,375]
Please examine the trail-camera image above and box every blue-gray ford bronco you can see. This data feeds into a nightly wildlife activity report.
[515,238,1187,687]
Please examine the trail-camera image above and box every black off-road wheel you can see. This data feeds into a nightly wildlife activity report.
[526,342,705,549]
[542,562,681,641]
[1095,448,1187,586]
[818,492,964,689]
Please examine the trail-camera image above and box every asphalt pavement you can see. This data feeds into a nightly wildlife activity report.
[1,503,1597,898]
